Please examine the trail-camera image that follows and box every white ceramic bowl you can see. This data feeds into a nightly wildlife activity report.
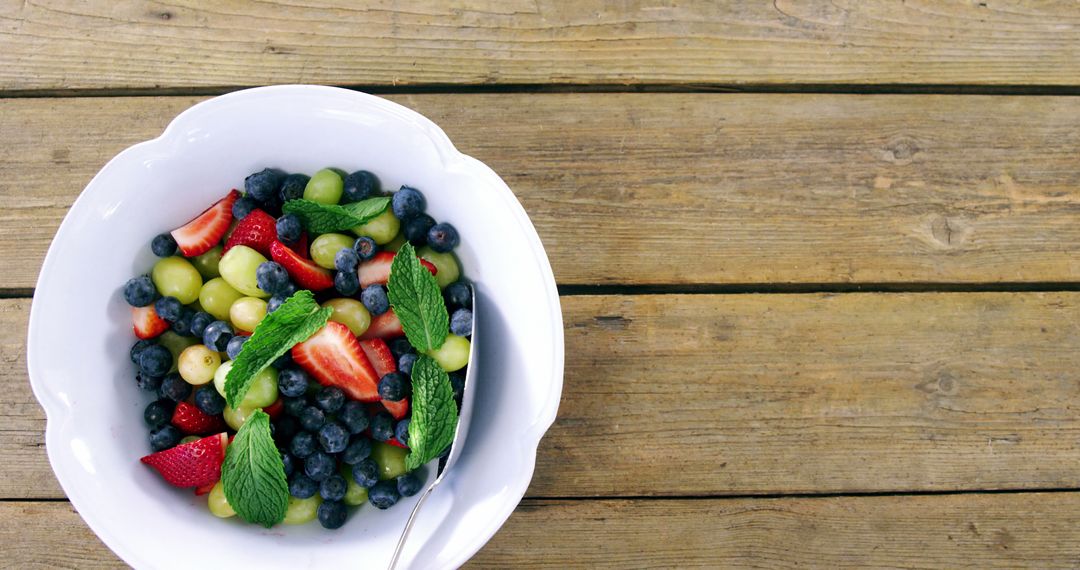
[27,86,563,569]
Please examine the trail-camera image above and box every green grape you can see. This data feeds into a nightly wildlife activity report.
[151,256,203,304]
[192,245,223,280]
[218,245,270,298]
[340,466,370,506]
[352,209,401,245]
[199,277,245,321]
[383,230,407,253]
[323,298,371,336]
[178,344,220,386]
[417,246,460,289]
[240,367,279,408]
[372,442,408,481]
[158,331,199,374]
[310,233,356,269]
[426,334,470,372]
[303,168,344,205]
[208,481,235,518]
[223,403,257,431]
[213,359,233,397]
[229,296,267,332]
[283,495,322,525]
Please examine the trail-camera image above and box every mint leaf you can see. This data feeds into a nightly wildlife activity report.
[405,355,459,471]
[387,242,449,351]
[221,410,289,527]
[281,197,390,233]
[225,290,332,408]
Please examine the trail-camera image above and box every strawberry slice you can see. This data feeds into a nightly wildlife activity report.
[194,481,215,496]
[292,321,381,401]
[264,398,284,420]
[360,309,405,340]
[270,240,333,291]
[171,401,227,435]
[358,251,437,288]
[382,398,410,421]
[171,190,239,257]
[384,437,409,450]
[132,305,169,339]
[359,339,397,378]
[291,232,310,259]
[224,208,277,257]
[140,433,228,488]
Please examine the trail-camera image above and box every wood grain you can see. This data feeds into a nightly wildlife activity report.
[4,1,1080,91]
[6,494,1080,568]
[3,93,1080,290]
[9,292,1080,499]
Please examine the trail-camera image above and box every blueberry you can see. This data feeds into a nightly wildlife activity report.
[378,372,410,402]
[290,431,317,458]
[351,458,379,488]
[202,320,234,352]
[391,186,426,220]
[283,396,306,417]
[396,472,422,497]
[188,311,214,338]
[275,416,300,444]
[226,335,248,360]
[370,411,394,442]
[158,373,192,402]
[149,425,181,451]
[314,386,345,413]
[318,422,349,454]
[170,309,194,336]
[352,237,378,261]
[245,168,284,206]
[449,371,465,402]
[398,353,417,376]
[279,173,310,203]
[444,281,472,310]
[368,480,400,510]
[256,261,290,295]
[342,437,372,464]
[426,222,460,253]
[304,451,335,482]
[232,196,259,220]
[276,213,302,244]
[395,418,410,447]
[403,214,435,246]
[277,368,309,398]
[334,248,360,273]
[334,270,360,296]
[342,170,380,203]
[130,339,154,364]
[388,338,415,359]
[138,344,172,377]
[266,295,287,314]
[123,275,157,307]
[360,285,389,316]
[320,475,348,502]
[144,399,174,428]
[272,351,293,369]
[150,233,177,257]
[450,308,473,337]
[281,451,296,477]
[289,474,318,498]
[194,386,226,415]
[338,401,370,434]
[317,500,348,529]
[299,406,326,432]
[136,372,163,392]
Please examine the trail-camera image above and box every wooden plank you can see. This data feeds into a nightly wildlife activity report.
[6,493,1080,568]
[8,292,1080,499]
[3,94,1080,290]
[4,2,1080,91]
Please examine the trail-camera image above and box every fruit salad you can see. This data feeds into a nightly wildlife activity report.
[124,168,473,530]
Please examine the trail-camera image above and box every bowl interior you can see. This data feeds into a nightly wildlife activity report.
[28,87,562,569]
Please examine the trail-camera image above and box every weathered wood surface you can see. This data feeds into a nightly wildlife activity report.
[3,93,1080,291]
[8,292,1080,499]
[5,493,1080,568]
[4,1,1080,91]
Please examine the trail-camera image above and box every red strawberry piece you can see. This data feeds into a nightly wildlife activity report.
[171,401,227,435]
[360,309,405,340]
[359,338,397,378]
[132,305,169,340]
[170,190,239,257]
[270,240,334,291]
[384,436,409,450]
[357,252,437,288]
[292,321,381,402]
[382,398,410,421]
[264,398,285,420]
[140,432,228,488]
[290,232,310,259]
[194,482,215,496]
[224,208,277,257]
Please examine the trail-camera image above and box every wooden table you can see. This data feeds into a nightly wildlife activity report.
[4,2,1080,567]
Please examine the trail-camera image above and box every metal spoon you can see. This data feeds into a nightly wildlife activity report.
[388,288,477,570]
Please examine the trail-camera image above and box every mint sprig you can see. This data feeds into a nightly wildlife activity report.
[386,242,449,352]
[281,197,389,233]
[405,355,459,471]
[221,410,289,527]
[225,290,332,409]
